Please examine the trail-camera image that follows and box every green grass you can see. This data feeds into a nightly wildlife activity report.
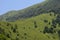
[0,12,59,40]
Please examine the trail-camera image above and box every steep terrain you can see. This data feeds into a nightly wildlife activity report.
[1,12,60,40]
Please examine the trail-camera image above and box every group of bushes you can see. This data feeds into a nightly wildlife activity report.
[43,26,54,34]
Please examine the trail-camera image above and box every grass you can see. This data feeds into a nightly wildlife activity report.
[0,12,59,40]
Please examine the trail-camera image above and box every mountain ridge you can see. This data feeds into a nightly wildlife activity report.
[0,0,60,22]
[0,0,49,21]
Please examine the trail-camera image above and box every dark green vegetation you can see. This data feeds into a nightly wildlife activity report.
[0,0,60,40]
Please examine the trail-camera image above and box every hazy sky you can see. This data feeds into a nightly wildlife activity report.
[0,0,44,15]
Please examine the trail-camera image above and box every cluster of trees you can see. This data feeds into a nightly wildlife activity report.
[43,26,54,34]
[0,22,20,40]
[43,15,60,40]
[0,27,4,34]
[34,21,37,28]
[55,14,60,25]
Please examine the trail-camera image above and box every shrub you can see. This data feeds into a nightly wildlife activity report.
[6,34,10,38]
[51,25,56,28]
[58,30,60,36]
[44,20,48,23]
[13,28,16,33]
[17,34,19,36]
[0,27,4,34]
[15,24,18,29]
[49,22,50,25]
[43,26,54,34]
[11,26,13,30]
[52,20,56,28]
[49,27,54,33]
[50,13,52,16]
[6,23,10,26]
[24,33,27,36]
[34,21,37,28]
[43,26,49,34]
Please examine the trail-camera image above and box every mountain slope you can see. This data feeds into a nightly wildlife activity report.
[1,12,60,40]
[0,0,60,40]
[0,0,60,22]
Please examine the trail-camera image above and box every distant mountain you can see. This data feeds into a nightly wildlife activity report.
[0,0,60,22]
